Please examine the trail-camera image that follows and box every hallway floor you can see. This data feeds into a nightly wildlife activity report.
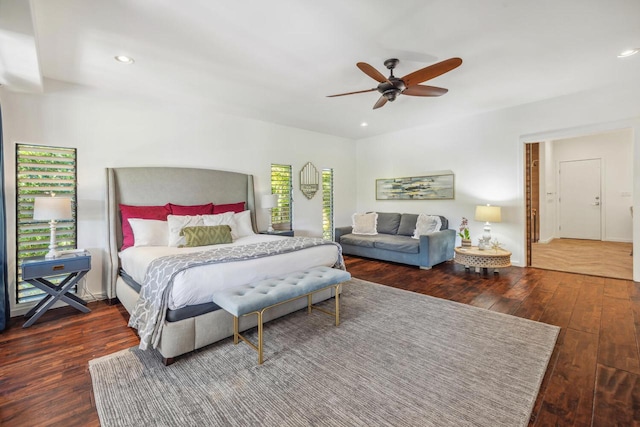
[532,238,633,280]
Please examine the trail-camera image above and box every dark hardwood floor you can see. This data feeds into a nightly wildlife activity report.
[1,256,639,426]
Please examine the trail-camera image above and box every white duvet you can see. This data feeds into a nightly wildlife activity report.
[119,234,340,310]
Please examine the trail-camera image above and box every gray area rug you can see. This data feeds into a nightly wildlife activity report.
[90,278,559,427]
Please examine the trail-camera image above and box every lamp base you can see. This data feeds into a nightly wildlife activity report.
[482,222,492,244]
[44,249,61,259]
[45,220,60,259]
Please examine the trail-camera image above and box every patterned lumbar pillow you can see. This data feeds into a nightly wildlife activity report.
[179,225,233,247]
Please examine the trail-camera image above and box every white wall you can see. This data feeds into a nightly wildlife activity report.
[355,82,640,278]
[538,141,556,243]
[1,81,357,315]
[546,129,633,242]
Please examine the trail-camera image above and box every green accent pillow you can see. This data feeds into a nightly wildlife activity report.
[179,225,233,247]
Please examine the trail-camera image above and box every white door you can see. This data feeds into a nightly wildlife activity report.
[558,159,601,240]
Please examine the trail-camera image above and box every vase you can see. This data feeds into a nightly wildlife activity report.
[461,239,472,247]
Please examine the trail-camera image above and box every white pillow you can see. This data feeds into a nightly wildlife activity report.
[232,210,255,239]
[412,214,442,239]
[128,219,169,247]
[201,211,234,227]
[352,212,378,235]
[167,215,204,247]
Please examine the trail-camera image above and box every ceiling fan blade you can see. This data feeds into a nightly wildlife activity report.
[326,88,377,97]
[357,62,389,83]
[401,57,462,87]
[373,95,388,109]
[402,85,449,97]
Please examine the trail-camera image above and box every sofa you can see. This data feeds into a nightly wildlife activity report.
[334,212,456,269]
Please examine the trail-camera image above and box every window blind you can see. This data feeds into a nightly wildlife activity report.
[16,144,77,303]
[322,169,334,240]
[270,164,292,230]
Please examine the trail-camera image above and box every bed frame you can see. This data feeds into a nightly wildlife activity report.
[105,167,333,364]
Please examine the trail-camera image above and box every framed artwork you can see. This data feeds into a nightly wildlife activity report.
[376,171,454,200]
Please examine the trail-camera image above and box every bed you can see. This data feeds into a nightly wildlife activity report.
[105,167,343,364]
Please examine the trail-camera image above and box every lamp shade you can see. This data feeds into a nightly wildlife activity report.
[33,196,73,221]
[475,205,501,223]
[261,194,278,209]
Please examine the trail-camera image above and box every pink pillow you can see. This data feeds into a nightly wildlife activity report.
[120,204,171,250]
[169,203,214,215]
[213,202,245,214]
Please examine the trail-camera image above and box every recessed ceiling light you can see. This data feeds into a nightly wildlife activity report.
[360,122,368,127]
[115,55,135,64]
[617,48,639,58]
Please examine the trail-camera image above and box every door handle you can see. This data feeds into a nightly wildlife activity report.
[593,202,600,206]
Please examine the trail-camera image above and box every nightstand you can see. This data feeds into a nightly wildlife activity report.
[259,230,294,237]
[21,252,92,327]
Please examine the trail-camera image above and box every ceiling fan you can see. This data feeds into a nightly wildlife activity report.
[327,57,462,109]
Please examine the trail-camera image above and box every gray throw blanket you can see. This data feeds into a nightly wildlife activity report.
[129,237,345,350]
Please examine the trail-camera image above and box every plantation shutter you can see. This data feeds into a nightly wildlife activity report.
[16,144,77,303]
[270,164,292,230]
[322,168,334,240]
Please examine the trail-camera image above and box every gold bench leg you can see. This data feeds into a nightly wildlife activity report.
[233,315,239,344]
[307,294,312,314]
[257,310,264,365]
[335,284,340,326]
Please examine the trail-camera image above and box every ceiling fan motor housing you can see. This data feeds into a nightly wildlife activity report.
[378,77,405,101]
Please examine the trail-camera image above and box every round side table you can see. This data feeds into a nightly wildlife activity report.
[454,246,511,274]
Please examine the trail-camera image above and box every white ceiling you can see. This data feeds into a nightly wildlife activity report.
[2,0,640,139]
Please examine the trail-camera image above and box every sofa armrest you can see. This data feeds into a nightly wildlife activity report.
[334,226,353,243]
[418,229,456,268]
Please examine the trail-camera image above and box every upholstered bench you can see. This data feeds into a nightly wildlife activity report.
[211,266,351,364]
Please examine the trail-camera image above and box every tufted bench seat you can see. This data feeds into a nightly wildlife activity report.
[211,266,351,364]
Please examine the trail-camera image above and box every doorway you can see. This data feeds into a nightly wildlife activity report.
[524,129,634,280]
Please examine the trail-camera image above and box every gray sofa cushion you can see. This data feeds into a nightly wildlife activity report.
[376,212,402,235]
[372,234,419,254]
[397,214,419,236]
[340,233,377,248]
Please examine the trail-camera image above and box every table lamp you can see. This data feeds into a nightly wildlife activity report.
[475,204,501,248]
[33,194,73,259]
[261,194,279,232]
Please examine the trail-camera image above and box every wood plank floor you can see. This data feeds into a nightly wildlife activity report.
[1,257,640,426]
[532,238,633,280]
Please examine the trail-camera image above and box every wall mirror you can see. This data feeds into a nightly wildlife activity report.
[300,162,319,199]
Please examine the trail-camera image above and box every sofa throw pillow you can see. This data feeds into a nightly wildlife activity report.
[167,215,204,247]
[179,225,232,247]
[352,212,378,235]
[119,204,171,250]
[412,214,442,239]
[128,219,169,247]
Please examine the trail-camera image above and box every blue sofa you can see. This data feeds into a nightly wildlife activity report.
[335,212,456,269]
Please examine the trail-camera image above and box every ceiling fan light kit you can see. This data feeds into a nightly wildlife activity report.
[328,57,462,109]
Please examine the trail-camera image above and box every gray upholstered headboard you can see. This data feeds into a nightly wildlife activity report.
[105,167,257,299]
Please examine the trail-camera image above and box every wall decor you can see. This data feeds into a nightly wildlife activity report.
[376,171,454,200]
[300,162,319,199]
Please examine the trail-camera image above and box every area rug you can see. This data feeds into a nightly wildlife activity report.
[89,278,559,427]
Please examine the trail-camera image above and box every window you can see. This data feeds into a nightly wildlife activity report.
[270,164,292,230]
[322,168,334,240]
[16,144,77,303]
